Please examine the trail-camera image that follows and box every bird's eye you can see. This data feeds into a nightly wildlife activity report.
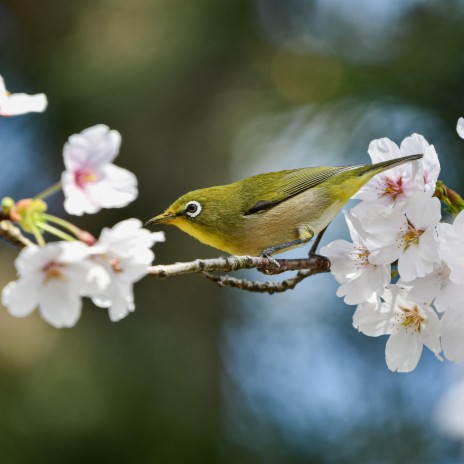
[185,200,202,218]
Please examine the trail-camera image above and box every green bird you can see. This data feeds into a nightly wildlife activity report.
[146,154,422,257]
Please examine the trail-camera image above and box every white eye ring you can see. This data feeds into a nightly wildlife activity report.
[185,200,202,218]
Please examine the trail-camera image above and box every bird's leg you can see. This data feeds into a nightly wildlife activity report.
[259,225,315,266]
[308,224,330,266]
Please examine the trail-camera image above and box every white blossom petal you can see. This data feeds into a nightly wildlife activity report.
[441,306,464,363]
[1,277,41,317]
[39,280,82,328]
[89,219,162,322]
[457,117,464,139]
[85,165,138,209]
[353,297,391,336]
[386,331,423,373]
[0,75,47,116]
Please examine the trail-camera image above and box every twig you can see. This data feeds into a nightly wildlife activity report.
[202,268,322,294]
[0,220,33,249]
[148,254,331,294]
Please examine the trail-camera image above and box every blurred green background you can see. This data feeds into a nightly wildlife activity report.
[1,1,464,462]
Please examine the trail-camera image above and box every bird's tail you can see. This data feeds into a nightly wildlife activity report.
[333,153,423,202]
[354,153,423,178]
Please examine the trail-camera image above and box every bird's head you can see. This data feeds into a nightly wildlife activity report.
[145,187,223,231]
[145,185,239,254]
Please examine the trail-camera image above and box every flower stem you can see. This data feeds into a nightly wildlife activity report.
[36,221,76,242]
[42,214,81,237]
[30,224,45,246]
[34,181,62,200]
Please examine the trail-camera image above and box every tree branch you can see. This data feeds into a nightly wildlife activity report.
[0,220,33,249]
[0,220,331,294]
[148,254,331,294]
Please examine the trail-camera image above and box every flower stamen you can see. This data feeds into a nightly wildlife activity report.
[75,169,98,189]
[401,220,424,249]
[399,305,424,333]
[381,176,404,200]
[42,261,64,282]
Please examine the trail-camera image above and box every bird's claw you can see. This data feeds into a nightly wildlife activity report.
[258,252,280,274]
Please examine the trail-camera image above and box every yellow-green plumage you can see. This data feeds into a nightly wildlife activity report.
[147,154,422,256]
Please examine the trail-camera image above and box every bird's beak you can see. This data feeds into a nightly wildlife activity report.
[145,211,177,226]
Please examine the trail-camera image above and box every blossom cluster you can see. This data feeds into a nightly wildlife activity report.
[1,74,164,327]
[321,120,464,372]
[2,220,164,327]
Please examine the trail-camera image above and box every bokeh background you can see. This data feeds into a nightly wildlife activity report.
[1,1,464,462]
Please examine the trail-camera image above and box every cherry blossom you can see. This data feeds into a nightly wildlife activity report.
[354,137,424,206]
[90,219,165,322]
[0,74,47,116]
[1,242,108,328]
[353,285,442,372]
[363,192,441,281]
[62,125,138,215]
[354,134,440,206]
[321,212,390,305]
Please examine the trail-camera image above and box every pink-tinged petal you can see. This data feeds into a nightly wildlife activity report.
[1,277,40,317]
[62,171,100,215]
[386,331,423,372]
[39,280,82,328]
[63,136,93,171]
[0,93,47,116]
[441,306,464,363]
[80,125,121,167]
[85,164,138,209]
[457,117,464,139]
[62,125,122,171]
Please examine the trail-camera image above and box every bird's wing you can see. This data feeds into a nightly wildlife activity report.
[243,165,360,215]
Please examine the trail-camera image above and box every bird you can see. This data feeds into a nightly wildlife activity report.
[146,154,423,257]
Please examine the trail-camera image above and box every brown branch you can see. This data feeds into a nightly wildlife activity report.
[0,220,33,249]
[148,254,331,294]
[202,268,322,294]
